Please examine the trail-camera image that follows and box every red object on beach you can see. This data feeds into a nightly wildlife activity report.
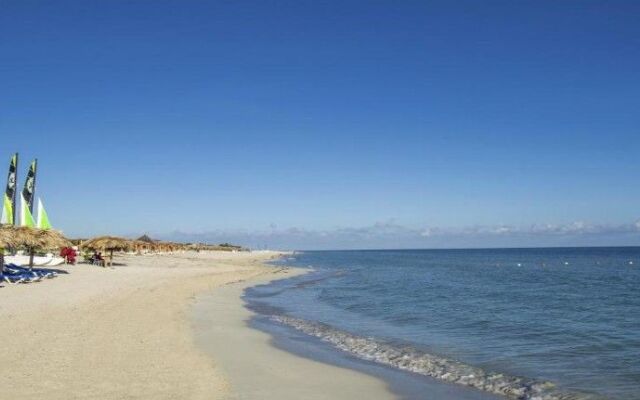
[60,247,77,265]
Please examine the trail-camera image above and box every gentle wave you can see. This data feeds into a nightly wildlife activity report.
[293,270,346,289]
[271,315,601,400]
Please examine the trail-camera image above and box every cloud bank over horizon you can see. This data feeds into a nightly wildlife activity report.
[151,219,640,250]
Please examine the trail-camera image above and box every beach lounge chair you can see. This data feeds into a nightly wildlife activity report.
[14,264,57,277]
[5,268,44,281]
[0,271,40,284]
[5,264,56,279]
[1,274,26,284]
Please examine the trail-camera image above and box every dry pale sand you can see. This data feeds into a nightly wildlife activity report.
[0,251,395,400]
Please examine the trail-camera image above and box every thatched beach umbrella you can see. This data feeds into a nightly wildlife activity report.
[130,239,154,254]
[36,229,72,270]
[0,225,17,248]
[2,226,71,270]
[39,229,72,251]
[131,240,144,252]
[12,226,46,248]
[0,225,18,273]
[155,241,170,253]
[12,226,47,271]
[82,236,130,267]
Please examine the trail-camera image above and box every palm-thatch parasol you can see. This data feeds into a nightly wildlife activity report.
[82,236,130,267]
[35,229,72,270]
[11,226,47,249]
[155,241,170,253]
[130,239,154,254]
[0,224,18,273]
[39,229,72,250]
[0,226,72,270]
[0,225,17,248]
[11,226,47,271]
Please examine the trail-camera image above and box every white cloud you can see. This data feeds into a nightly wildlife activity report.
[157,219,640,250]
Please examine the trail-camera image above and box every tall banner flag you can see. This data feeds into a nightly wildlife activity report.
[22,159,37,213]
[1,153,18,225]
[37,198,52,230]
[20,193,35,228]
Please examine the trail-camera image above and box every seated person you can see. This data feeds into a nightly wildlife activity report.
[90,251,105,266]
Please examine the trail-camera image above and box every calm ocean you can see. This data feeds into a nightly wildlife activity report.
[245,248,640,400]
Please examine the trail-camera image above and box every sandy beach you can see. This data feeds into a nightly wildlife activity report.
[0,251,394,400]
[192,272,396,400]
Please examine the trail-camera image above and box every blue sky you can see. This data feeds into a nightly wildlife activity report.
[1,1,639,249]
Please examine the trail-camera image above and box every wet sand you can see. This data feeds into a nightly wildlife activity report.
[192,273,397,400]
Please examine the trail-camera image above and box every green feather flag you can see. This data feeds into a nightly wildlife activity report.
[1,153,17,225]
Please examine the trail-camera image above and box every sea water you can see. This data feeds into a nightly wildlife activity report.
[245,248,640,399]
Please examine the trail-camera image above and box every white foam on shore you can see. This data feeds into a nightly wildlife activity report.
[272,315,601,400]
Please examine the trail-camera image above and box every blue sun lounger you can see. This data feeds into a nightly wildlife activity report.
[5,264,56,279]
[1,271,40,284]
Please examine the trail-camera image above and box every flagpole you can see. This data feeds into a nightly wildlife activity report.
[13,153,18,225]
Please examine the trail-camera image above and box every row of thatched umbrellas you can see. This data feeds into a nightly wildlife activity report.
[79,236,189,266]
[0,227,200,271]
[82,236,195,253]
[78,236,207,266]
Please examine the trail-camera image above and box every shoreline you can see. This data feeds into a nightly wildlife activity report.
[191,265,398,400]
[241,268,502,400]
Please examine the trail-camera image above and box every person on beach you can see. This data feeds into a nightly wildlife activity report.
[90,251,105,267]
